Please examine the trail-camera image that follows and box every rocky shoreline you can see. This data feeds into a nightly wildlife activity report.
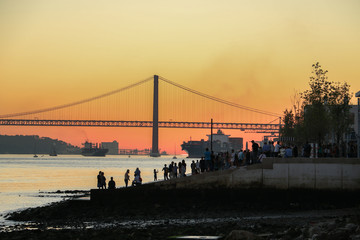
[1,189,360,239]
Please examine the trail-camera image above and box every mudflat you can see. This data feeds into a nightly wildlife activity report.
[1,188,360,239]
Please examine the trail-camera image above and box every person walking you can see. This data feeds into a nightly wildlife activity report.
[162,164,169,180]
[153,169,158,181]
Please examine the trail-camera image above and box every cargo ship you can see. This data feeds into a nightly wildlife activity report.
[81,141,108,157]
[181,130,243,158]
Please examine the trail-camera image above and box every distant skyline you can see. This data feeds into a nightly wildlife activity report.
[1,1,360,153]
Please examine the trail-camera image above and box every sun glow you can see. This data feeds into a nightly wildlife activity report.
[1,1,359,153]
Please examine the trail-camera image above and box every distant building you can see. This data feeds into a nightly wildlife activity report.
[101,141,119,155]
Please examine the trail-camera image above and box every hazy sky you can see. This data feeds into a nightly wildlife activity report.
[1,1,360,152]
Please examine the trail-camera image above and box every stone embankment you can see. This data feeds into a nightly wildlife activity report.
[91,158,360,210]
[5,158,360,240]
[152,157,360,190]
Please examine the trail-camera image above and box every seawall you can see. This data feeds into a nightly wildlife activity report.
[91,158,360,206]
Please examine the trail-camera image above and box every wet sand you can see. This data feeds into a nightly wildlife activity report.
[1,189,360,239]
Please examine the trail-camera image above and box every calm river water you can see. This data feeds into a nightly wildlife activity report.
[0,154,185,218]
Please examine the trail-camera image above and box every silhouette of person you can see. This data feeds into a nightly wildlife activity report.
[97,171,102,189]
[108,177,116,189]
[204,148,211,171]
[173,163,178,178]
[134,167,141,177]
[131,167,142,186]
[251,140,259,164]
[101,171,106,189]
[162,164,169,180]
[124,169,130,187]
[181,159,187,176]
[153,169,158,181]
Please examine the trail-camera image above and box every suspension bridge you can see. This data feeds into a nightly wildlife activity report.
[0,75,282,156]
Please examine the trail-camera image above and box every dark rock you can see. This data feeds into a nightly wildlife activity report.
[308,226,321,236]
[224,230,261,240]
[345,223,358,232]
[327,229,350,240]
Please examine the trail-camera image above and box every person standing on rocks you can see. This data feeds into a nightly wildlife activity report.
[101,171,106,189]
[124,169,130,187]
[153,169,158,181]
[162,164,169,180]
[168,162,173,179]
[173,163,178,178]
[181,159,186,177]
[97,171,102,189]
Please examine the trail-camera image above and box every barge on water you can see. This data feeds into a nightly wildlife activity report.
[181,129,243,158]
[81,141,108,157]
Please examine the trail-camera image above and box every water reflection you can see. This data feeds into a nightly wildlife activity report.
[0,154,185,223]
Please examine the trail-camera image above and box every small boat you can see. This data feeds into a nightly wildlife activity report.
[33,140,38,158]
[172,144,177,159]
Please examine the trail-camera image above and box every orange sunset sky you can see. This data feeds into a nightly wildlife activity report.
[1,1,360,154]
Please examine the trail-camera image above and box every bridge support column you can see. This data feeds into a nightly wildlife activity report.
[150,75,160,157]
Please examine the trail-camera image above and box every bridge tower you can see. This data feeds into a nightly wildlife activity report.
[150,75,160,157]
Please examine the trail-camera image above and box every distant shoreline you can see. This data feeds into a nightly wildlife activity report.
[0,135,80,154]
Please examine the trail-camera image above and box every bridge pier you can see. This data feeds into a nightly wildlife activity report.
[150,75,160,157]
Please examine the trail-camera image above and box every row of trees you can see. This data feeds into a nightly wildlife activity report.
[281,62,353,150]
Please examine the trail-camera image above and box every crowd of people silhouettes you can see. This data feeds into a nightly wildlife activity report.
[96,139,329,189]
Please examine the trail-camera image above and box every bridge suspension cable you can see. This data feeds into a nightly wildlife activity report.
[0,77,153,119]
[158,76,280,118]
[267,117,281,124]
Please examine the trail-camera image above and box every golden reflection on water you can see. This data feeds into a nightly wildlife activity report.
[0,155,177,192]
[0,154,185,214]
